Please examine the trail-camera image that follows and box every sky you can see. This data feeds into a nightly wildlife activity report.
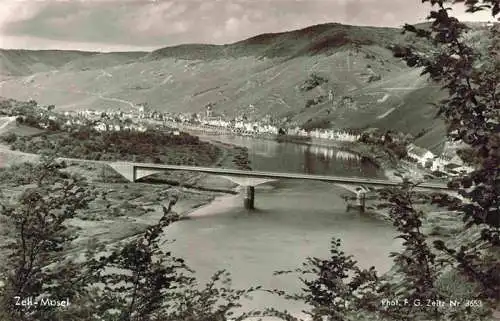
[0,0,496,52]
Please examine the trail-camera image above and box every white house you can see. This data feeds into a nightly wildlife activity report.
[94,123,107,132]
[407,144,435,167]
[431,156,448,171]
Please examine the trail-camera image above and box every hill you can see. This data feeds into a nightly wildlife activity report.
[144,23,404,60]
[0,49,147,77]
[0,22,449,152]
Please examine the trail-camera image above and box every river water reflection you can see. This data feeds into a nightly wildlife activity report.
[165,135,400,318]
[202,135,384,177]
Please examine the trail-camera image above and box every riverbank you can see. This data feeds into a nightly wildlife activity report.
[177,125,351,150]
[180,126,391,174]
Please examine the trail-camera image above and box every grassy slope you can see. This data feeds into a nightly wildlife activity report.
[0,49,147,77]
[0,49,96,76]
[0,23,448,152]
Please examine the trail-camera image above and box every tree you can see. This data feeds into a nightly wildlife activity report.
[398,0,500,303]
[257,238,380,321]
[377,183,445,321]
[0,157,96,321]
[1,132,17,144]
[80,199,189,321]
[0,157,258,321]
[79,198,260,321]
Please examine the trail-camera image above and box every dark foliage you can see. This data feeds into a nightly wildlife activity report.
[305,95,327,109]
[359,130,410,160]
[397,0,500,300]
[0,160,259,321]
[301,118,331,131]
[377,183,445,321]
[245,238,380,321]
[0,157,97,321]
[299,73,329,92]
[3,128,221,166]
[231,147,252,170]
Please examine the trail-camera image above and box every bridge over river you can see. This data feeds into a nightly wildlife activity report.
[56,158,454,210]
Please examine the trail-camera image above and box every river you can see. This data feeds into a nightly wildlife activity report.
[164,135,401,319]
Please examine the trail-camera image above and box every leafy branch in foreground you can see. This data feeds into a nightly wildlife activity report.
[80,198,187,321]
[0,158,258,321]
[0,157,96,321]
[247,238,380,321]
[378,183,445,321]
[401,0,499,238]
[398,0,500,307]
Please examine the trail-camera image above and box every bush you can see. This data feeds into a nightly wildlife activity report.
[4,128,222,166]
[301,118,331,131]
[386,142,408,159]
[305,95,327,108]
[0,133,17,144]
[367,74,382,82]
[299,73,329,92]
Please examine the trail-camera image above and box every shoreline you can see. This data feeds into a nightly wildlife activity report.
[178,125,351,149]
[183,127,385,173]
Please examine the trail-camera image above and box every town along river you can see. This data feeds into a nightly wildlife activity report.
[163,135,401,319]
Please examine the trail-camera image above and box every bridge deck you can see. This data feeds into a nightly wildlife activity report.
[122,161,450,191]
[57,157,451,191]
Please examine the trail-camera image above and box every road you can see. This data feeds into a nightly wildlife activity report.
[0,117,16,134]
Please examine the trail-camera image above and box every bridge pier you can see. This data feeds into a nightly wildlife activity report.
[359,193,366,213]
[244,186,255,210]
[132,166,137,183]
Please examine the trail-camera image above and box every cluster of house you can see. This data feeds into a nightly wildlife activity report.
[73,108,176,122]
[185,112,362,142]
[89,122,148,132]
[407,142,474,175]
[198,118,278,134]
[58,110,148,132]
[24,106,190,133]
[287,127,360,142]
